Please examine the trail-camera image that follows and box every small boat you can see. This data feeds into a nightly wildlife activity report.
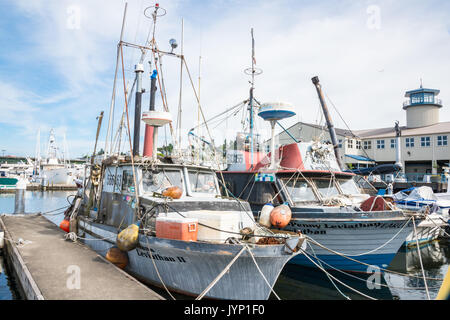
[0,178,18,190]
[392,186,449,245]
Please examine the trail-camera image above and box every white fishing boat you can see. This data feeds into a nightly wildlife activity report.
[64,4,306,300]
[37,129,78,187]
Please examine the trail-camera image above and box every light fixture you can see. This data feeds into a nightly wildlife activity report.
[169,39,178,53]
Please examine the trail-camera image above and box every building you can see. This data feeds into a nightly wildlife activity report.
[267,85,450,178]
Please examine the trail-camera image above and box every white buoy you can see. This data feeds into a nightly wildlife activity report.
[258,203,274,227]
[0,231,4,249]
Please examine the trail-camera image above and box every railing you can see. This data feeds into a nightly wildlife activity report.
[373,172,449,184]
[403,98,443,108]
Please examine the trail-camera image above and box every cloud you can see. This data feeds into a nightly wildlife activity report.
[2,0,450,157]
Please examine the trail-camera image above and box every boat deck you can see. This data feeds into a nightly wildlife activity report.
[0,214,164,300]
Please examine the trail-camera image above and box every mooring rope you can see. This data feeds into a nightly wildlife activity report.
[299,248,378,300]
[412,216,431,300]
[244,244,281,300]
[305,236,444,281]
[195,246,247,300]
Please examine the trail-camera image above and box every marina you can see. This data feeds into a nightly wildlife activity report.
[1,0,450,306]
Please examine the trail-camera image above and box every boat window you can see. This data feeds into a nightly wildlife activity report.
[314,179,340,199]
[246,182,281,205]
[339,178,361,195]
[282,178,318,203]
[142,169,183,193]
[188,170,218,194]
[122,170,135,193]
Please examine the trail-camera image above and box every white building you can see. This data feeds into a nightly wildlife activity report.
[268,85,450,177]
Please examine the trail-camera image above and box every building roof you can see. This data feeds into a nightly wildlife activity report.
[405,87,440,97]
[286,122,357,138]
[353,121,450,139]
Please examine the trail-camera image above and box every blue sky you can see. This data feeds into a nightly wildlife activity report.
[1,0,450,158]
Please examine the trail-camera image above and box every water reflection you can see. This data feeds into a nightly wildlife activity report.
[0,191,449,300]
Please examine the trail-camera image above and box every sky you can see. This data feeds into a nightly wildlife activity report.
[1,0,450,158]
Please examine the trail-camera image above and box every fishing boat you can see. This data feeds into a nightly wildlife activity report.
[218,74,420,273]
[65,4,305,300]
[37,129,78,187]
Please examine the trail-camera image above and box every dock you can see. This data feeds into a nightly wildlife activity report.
[0,214,164,300]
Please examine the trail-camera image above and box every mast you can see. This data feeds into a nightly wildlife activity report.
[133,63,144,156]
[246,28,260,168]
[104,3,128,158]
[311,76,344,170]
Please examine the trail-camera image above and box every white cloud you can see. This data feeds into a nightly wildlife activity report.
[3,0,450,157]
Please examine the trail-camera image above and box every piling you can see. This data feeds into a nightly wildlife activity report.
[14,179,26,214]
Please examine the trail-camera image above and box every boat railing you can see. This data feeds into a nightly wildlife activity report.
[379,172,448,184]
[403,98,443,108]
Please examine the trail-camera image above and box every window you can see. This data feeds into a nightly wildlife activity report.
[390,139,397,149]
[142,169,184,193]
[347,139,353,149]
[282,179,318,203]
[248,182,281,205]
[356,141,361,150]
[406,137,415,148]
[188,170,218,194]
[363,141,372,150]
[376,140,385,149]
[122,170,134,193]
[338,139,343,148]
[437,135,448,146]
[421,137,431,147]
[339,179,360,195]
[314,179,340,200]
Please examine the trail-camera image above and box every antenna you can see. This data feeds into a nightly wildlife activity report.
[244,28,263,168]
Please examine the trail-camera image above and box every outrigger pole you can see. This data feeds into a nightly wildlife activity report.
[312,76,344,170]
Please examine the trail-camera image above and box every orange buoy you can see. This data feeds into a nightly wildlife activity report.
[270,204,292,229]
[59,219,70,233]
[162,186,183,199]
[106,247,129,269]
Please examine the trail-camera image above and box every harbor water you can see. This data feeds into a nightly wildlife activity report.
[0,191,448,300]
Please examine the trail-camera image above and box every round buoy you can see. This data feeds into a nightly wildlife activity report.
[162,186,183,199]
[106,247,129,269]
[259,203,274,227]
[59,219,70,233]
[270,204,292,229]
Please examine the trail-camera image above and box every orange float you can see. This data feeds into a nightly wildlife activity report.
[162,186,183,199]
[106,247,129,269]
[270,204,292,229]
[59,219,70,233]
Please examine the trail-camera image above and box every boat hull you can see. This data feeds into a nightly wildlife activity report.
[78,219,302,300]
[40,167,76,186]
[283,217,414,273]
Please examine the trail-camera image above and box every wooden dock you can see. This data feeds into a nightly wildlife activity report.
[0,214,164,300]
